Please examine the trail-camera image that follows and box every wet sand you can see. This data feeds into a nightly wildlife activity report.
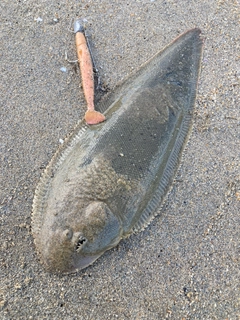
[1,1,239,319]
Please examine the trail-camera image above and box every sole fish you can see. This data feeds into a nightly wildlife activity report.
[32,29,203,273]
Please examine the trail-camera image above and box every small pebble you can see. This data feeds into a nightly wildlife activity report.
[60,67,67,73]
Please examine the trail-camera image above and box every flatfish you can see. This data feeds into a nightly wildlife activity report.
[32,29,203,273]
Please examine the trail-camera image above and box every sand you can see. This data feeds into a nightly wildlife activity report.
[0,0,239,319]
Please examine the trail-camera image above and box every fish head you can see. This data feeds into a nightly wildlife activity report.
[36,200,123,273]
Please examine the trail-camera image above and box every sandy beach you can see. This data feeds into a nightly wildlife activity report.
[1,0,239,319]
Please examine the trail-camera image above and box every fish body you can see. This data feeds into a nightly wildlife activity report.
[32,29,203,273]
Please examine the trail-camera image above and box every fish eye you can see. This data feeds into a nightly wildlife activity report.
[63,229,73,240]
[76,235,87,252]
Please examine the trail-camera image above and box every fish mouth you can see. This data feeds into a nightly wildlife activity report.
[75,235,88,252]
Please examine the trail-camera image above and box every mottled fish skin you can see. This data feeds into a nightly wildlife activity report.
[32,29,203,273]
